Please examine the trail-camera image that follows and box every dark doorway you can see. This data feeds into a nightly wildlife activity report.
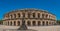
[8,21,9,25]
[42,21,45,26]
[18,21,20,26]
[27,21,31,26]
[33,21,36,26]
[14,21,16,26]
[46,21,48,25]
[10,21,12,26]
[38,21,41,26]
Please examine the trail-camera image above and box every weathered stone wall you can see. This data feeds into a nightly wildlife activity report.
[3,9,56,26]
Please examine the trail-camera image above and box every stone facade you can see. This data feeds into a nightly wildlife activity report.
[3,9,56,26]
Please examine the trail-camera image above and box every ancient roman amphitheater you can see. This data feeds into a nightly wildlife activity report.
[3,8,56,26]
[1,8,60,31]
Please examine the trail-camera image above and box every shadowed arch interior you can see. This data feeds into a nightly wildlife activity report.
[33,21,36,26]
[27,21,31,26]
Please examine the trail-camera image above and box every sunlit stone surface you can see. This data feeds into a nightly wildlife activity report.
[0,25,60,31]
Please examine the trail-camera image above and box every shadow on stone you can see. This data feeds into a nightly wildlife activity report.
[17,18,37,31]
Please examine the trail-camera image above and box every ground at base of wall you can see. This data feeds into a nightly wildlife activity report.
[0,25,60,31]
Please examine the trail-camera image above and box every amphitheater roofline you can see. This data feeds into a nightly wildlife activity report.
[4,8,56,16]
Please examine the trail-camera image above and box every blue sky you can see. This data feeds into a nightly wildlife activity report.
[0,0,60,20]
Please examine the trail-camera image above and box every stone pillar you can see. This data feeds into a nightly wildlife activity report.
[35,13,38,18]
[48,21,50,25]
[35,13,36,18]
[25,21,27,25]
[12,14,14,19]
[31,21,33,26]
[30,13,33,18]
[4,21,6,25]
[7,21,9,26]
[9,14,10,19]
[45,21,46,26]
[12,21,14,26]
[25,12,28,18]
[40,13,42,18]
[7,21,8,25]
[7,21,8,26]
[49,21,51,25]
[16,21,17,26]
[41,21,42,26]
[21,12,23,18]
[36,21,38,26]
[47,15,49,19]
[20,20,22,26]
[10,15,11,19]
[9,21,10,26]
[16,13,18,18]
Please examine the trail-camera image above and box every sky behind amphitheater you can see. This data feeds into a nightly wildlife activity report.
[0,0,60,20]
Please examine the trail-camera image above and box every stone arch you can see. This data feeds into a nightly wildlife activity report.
[42,21,45,26]
[33,13,35,18]
[18,13,20,18]
[8,21,9,25]
[10,21,12,26]
[22,13,25,18]
[46,14,48,18]
[14,14,16,18]
[14,21,16,26]
[38,21,41,26]
[42,14,44,18]
[27,21,31,26]
[17,21,20,26]
[38,13,40,18]
[32,21,36,26]
[28,13,30,18]
[10,15,13,19]
[46,21,48,25]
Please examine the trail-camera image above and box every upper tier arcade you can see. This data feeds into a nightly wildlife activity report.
[4,8,56,21]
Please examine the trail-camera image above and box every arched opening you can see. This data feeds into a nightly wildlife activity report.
[14,14,16,18]
[17,21,20,26]
[42,14,44,18]
[42,21,45,26]
[27,21,31,26]
[10,21,12,26]
[46,14,48,18]
[33,13,35,18]
[22,13,25,18]
[49,22,51,25]
[28,13,30,18]
[14,21,16,26]
[38,21,41,26]
[46,21,48,25]
[18,13,20,18]
[32,21,36,26]
[10,15,12,19]
[49,15,50,19]
[38,13,40,18]
[8,21,9,25]
[52,22,53,25]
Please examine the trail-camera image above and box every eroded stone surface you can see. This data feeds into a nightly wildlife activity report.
[0,25,60,31]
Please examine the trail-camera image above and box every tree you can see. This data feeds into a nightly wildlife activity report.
[57,20,60,25]
[0,20,3,25]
